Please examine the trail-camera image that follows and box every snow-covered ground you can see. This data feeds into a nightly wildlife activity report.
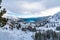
[0,28,33,40]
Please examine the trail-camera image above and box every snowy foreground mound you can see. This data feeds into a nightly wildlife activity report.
[0,28,33,40]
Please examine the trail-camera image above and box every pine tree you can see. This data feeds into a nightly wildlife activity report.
[35,32,38,40]
[0,0,8,27]
[35,31,41,40]
[0,0,2,5]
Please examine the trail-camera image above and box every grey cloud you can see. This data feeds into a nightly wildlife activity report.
[2,0,60,15]
[43,0,60,8]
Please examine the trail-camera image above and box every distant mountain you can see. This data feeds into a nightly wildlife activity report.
[17,16,50,23]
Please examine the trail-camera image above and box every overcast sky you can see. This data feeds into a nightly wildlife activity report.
[2,0,60,18]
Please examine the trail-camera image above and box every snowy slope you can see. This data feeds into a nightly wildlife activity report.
[34,12,60,32]
[48,12,60,27]
[0,19,34,40]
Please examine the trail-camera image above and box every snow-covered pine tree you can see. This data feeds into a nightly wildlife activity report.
[0,0,8,27]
